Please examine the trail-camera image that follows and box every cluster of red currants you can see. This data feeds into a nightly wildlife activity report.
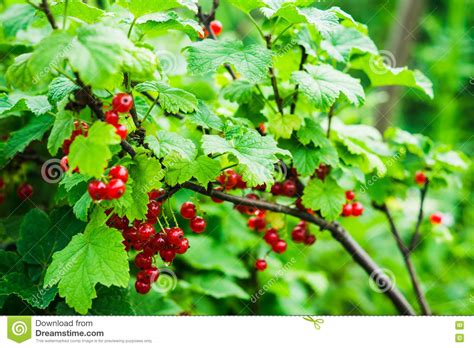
[291,221,316,245]
[60,121,89,172]
[255,227,289,272]
[104,93,133,140]
[270,179,297,197]
[341,190,364,217]
[198,20,223,39]
[180,202,207,233]
[88,165,128,201]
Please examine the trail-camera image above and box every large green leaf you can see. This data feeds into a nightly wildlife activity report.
[164,155,221,186]
[291,64,365,110]
[48,77,80,104]
[202,130,290,186]
[135,81,198,114]
[0,4,36,37]
[145,130,196,161]
[350,53,433,98]
[4,114,54,160]
[68,122,121,177]
[47,109,75,156]
[44,224,129,314]
[321,26,378,62]
[136,11,201,39]
[117,0,198,17]
[187,100,224,131]
[302,177,345,220]
[186,40,273,83]
[0,94,51,117]
[50,0,105,23]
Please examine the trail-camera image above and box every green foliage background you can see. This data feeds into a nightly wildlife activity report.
[0,0,472,315]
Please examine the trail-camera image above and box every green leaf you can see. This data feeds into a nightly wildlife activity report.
[122,45,159,80]
[44,225,129,314]
[202,130,290,186]
[47,110,75,156]
[136,11,201,39]
[68,24,130,89]
[18,208,85,266]
[434,149,469,172]
[0,4,36,37]
[73,192,93,222]
[60,173,90,192]
[296,118,329,147]
[145,130,196,160]
[186,40,273,83]
[117,0,198,17]
[283,140,338,176]
[0,272,58,309]
[164,155,221,186]
[6,54,45,91]
[69,122,121,177]
[187,100,224,131]
[48,77,80,104]
[135,81,197,114]
[329,6,368,34]
[130,288,182,315]
[350,53,434,98]
[267,112,303,139]
[321,26,378,62]
[291,64,365,110]
[0,94,52,117]
[302,177,345,220]
[222,80,255,104]
[85,286,134,315]
[188,273,249,299]
[50,0,105,23]
[4,114,54,160]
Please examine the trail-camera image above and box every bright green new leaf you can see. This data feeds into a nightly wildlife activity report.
[135,81,198,114]
[283,140,338,176]
[164,155,221,186]
[268,112,303,139]
[222,80,255,104]
[0,94,51,117]
[122,46,159,80]
[186,40,273,83]
[48,77,80,104]
[68,122,121,177]
[296,118,329,147]
[4,114,54,160]
[50,0,105,23]
[0,4,36,37]
[291,64,365,110]
[145,130,196,161]
[302,177,345,220]
[44,225,129,314]
[117,0,198,17]
[187,100,224,131]
[47,110,75,156]
[73,192,93,222]
[136,12,202,39]
[321,26,378,62]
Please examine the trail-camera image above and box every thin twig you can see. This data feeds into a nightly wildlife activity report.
[181,181,415,315]
[290,45,308,115]
[326,104,336,138]
[265,35,284,115]
[40,0,58,29]
[409,182,429,251]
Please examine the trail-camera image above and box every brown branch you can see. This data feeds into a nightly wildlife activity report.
[374,203,431,315]
[290,45,308,115]
[182,181,415,315]
[326,104,336,138]
[39,0,58,29]
[265,35,284,115]
[409,181,429,251]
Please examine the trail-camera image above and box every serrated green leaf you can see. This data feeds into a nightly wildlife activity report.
[186,40,273,83]
[4,114,54,160]
[187,100,224,131]
[0,94,52,117]
[48,77,80,104]
[6,53,46,92]
[73,192,93,222]
[136,11,201,39]
[321,26,377,62]
[0,4,36,37]
[268,112,303,139]
[117,0,198,17]
[136,81,197,114]
[44,225,129,314]
[164,155,220,186]
[350,53,433,98]
[222,80,255,103]
[296,118,329,147]
[202,130,290,186]
[47,110,75,156]
[291,64,365,110]
[68,122,121,177]
[122,46,159,80]
[50,0,105,23]
[145,130,196,160]
[302,177,345,220]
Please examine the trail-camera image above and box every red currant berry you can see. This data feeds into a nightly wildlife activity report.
[316,164,330,181]
[415,171,427,185]
[112,93,134,113]
[106,178,126,200]
[248,216,266,232]
[180,202,196,219]
[123,227,139,243]
[282,180,297,197]
[148,189,165,201]
[88,180,107,201]
[135,252,153,269]
[210,20,223,36]
[114,124,128,140]
[135,281,151,294]
[272,240,287,254]
[263,229,279,245]
[304,234,316,245]
[60,156,69,172]
[255,259,267,271]
[176,238,190,254]
[217,169,238,190]
[291,226,306,243]
[270,182,283,195]
[430,212,443,224]
[137,223,155,242]
[351,202,364,217]
[211,187,224,203]
[137,267,159,283]
[17,183,33,200]
[146,200,161,218]
[160,249,176,263]
[167,227,185,247]
[132,241,145,251]
[190,216,206,233]
[109,165,128,183]
[341,203,353,217]
[149,233,167,251]
[235,175,247,189]
[62,138,72,155]
[105,110,119,125]
[345,190,355,201]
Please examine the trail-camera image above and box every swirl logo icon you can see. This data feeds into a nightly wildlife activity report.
[7,316,32,343]
[152,268,178,294]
